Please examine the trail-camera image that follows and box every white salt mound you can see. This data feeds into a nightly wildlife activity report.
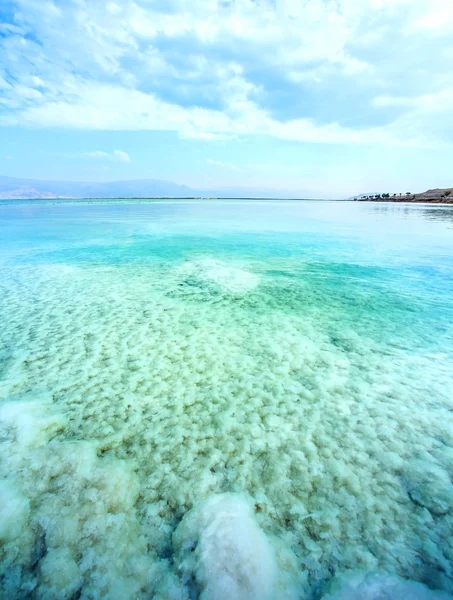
[321,571,453,600]
[39,547,82,598]
[177,258,260,294]
[0,479,30,544]
[173,493,300,600]
[0,399,156,599]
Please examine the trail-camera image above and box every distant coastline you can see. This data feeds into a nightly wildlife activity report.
[354,187,453,204]
[1,173,452,204]
[1,195,453,204]
[0,175,318,201]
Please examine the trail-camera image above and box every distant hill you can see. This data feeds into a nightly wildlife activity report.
[352,188,453,203]
[0,176,321,200]
[0,176,193,199]
[414,188,453,201]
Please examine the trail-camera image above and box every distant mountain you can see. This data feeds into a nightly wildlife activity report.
[348,192,383,199]
[0,176,323,200]
[0,176,193,199]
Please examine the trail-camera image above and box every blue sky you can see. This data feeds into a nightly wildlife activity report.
[0,0,452,197]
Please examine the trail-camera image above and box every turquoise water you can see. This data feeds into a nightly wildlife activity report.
[1,199,453,599]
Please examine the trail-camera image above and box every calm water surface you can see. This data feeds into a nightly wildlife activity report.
[1,200,453,599]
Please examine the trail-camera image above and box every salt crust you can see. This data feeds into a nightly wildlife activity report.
[176,259,260,295]
[0,258,453,599]
[321,571,453,599]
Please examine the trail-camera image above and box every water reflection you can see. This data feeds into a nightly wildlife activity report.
[419,206,453,224]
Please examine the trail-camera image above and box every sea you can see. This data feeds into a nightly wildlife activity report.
[1,199,453,599]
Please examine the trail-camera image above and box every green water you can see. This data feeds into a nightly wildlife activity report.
[1,200,453,599]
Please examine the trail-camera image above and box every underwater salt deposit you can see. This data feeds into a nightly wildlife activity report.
[1,199,453,599]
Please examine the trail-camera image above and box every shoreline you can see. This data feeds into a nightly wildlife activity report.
[354,187,453,204]
[355,198,453,204]
[0,196,452,204]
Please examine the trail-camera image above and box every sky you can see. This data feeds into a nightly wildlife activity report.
[0,0,452,197]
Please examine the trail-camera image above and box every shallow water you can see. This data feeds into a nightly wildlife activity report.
[1,199,453,599]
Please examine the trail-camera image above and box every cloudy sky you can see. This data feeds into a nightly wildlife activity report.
[0,0,452,197]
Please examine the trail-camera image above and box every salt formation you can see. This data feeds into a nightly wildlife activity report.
[321,571,453,600]
[403,458,453,516]
[176,258,260,295]
[0,479,31,563]
[1,205,453,600]
[173,494,300,600]
[0,398,159,599]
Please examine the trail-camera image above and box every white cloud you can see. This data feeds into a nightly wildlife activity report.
[0,80,445,148]
[0,0,452,147]
[411,0,453,31]
[373,88,453,113]
[372,96,412,108]
[83,150,131,163]
[181,129,237,142]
